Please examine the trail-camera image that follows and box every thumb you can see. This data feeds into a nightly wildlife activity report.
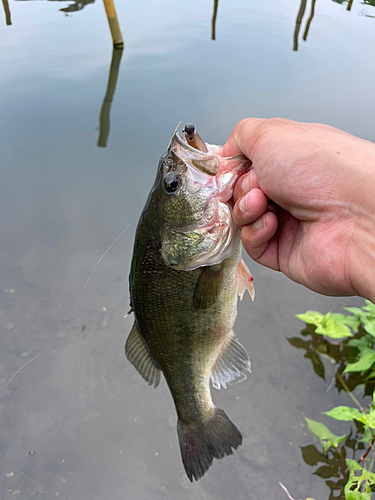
[221,118,266,158]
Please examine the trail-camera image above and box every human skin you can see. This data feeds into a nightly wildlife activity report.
[222,118,375,303]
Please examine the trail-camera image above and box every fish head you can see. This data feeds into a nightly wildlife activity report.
[153,128,251,271]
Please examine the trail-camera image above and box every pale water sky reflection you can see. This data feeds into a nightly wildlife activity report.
[1,0,375,499]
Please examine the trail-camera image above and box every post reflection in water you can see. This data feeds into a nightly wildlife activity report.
[97,46,124,148]
[211,0,218,40]
[293,0,307,51]
[293,0,317,50]
[303,0,316,40]
[294,0,375,50]
[2,0,11,25]
[347,0,354,10]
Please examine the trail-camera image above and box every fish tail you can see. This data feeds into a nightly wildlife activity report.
[177,408,242,482]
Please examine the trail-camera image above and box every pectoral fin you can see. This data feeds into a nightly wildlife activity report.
[237,258,255,301]
[211,331,251,389]
[193,265,223,309]
[125,323,161,388]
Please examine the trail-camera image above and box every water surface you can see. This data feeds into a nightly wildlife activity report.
[1,0,375,498]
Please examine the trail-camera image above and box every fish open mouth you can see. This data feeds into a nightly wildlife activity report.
[171,126,250,181]
[171,131,221,176]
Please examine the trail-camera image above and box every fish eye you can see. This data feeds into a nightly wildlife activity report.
[164,173,180,193]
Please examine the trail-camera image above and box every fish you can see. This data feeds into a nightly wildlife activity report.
[125,124,254,481]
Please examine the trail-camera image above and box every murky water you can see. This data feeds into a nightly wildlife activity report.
[1,0,375,498]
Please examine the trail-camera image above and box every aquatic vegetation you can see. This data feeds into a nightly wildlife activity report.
[293,301,375,499]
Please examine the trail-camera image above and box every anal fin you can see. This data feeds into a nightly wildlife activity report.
[237,258,255,301]
[211,331,251,390]
[125,322,161,388]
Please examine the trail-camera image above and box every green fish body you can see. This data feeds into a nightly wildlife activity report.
[126,126,254,481]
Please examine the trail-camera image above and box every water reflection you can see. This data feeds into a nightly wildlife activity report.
[2,0,11,25]
[294,0,374,50]
[97,46,124,148]
[59,0,94,14]
[293,0,316,50]
[14,0,94,14]
[211,0,219,40]
[300,442,349,499]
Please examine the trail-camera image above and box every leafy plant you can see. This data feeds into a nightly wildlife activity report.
[293,301,375,499]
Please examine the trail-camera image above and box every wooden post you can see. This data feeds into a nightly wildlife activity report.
[2,0,11,25]
[211,0,219,40]
[102,0,123,48]
[97,46,124,148]
[346,0,354,11]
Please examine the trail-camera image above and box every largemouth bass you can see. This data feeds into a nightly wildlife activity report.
[126,124,254,481]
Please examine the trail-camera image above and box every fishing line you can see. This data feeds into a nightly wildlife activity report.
[82,214,137,295]
[6,348,50,387]
[5,217,138,389]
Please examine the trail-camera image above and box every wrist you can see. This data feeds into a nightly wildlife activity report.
[347,194,375,304]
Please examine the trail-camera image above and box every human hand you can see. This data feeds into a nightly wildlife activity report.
[222,118,375,301]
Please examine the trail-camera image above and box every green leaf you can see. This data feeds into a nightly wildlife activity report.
[364,300,375,314]
[321,312,331,326]
[341,315,361,331]
[345,490,364,500]
[295,311,323,327]
[330,313,351,323]
[343,349,375,373]
[305,417,346,452]
[329,313,360,331]
[345,459,375,500]
[343,306,366,316]
[364,321,375,337]
[315,318,352,339]
[358,426,373,444]
[347,337,373,351]
[323,406,363,422]
[346,458,375,482]
[359,411,375,428]
[331,406,375,428]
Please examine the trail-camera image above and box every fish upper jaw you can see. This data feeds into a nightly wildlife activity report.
[217,156,252,204]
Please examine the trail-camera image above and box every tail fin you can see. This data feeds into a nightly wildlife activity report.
[177,408,242,481]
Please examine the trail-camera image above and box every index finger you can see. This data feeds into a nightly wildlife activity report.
[222,118,266,158]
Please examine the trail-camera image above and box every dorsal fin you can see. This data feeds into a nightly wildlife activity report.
[211,331,251,390]
[125,323,161,388]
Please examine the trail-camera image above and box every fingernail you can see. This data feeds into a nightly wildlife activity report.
[238,194,248,213]
[252,215,265,230]
[241,170,254,193]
